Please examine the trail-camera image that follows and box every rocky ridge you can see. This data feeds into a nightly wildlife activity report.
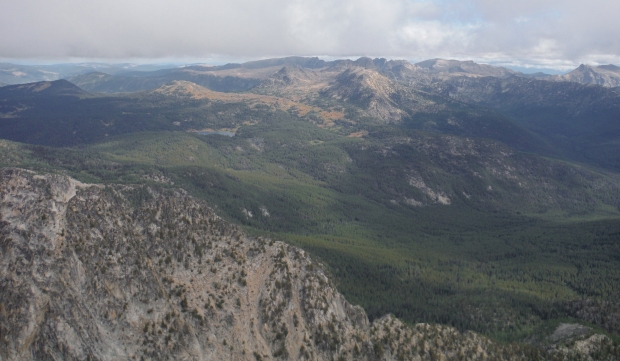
[414,59,518,79]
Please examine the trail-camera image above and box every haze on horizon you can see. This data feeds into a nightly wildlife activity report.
[1,0,619,71]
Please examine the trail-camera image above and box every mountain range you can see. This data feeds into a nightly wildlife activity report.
[3,56,620,169]
[0,62,180,85]
[2,57,619,91]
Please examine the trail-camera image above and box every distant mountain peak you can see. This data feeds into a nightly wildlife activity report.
[0,79,86,97]
[561,63,620,87]
[414,58,516,78]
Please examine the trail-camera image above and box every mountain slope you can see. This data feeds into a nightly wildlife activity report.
[0,80,316,147]
[68,67,264,93]
[322,67,410,123]
[0,79,87,98]
[427,75,620,169]
[67,71,170,93]
[1,168,583,361]
[559,64,620,87]
[315,66,549,153]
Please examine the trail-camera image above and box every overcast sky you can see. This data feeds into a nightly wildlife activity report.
[1,0,618,70]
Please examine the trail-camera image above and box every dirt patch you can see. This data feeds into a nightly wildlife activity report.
[347,130,368,138]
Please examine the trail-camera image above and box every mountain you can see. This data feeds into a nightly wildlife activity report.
[0,80,87,122]
[0,80,197,146]
[316,66,549,153]
[258,66,322,88]
[559,64,620,87]
[66,71,168,93]
[322,67,410,123]
[426,75,620,169]
[3,168,617,360]
[0,79,86,98]
[415,59,518,78]
[68,67,263,93]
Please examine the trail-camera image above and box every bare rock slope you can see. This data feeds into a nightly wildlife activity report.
[0,168,610,360]
[559,64,620,87]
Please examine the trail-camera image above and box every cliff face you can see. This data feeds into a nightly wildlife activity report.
[0,168,607,361]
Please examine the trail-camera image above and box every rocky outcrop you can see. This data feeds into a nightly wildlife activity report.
[0,168,614,360]
[322,68,409,123]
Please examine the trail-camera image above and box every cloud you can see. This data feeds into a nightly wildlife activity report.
[0,0,619,67]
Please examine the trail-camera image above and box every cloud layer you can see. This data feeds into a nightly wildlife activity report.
[1,0,618,68]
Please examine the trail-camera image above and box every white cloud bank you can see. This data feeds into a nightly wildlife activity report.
[1,0,619,68]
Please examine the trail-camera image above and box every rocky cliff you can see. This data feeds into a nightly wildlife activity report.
[0,168,614,360]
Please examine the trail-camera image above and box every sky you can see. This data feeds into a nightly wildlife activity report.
[1,0,619,71]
